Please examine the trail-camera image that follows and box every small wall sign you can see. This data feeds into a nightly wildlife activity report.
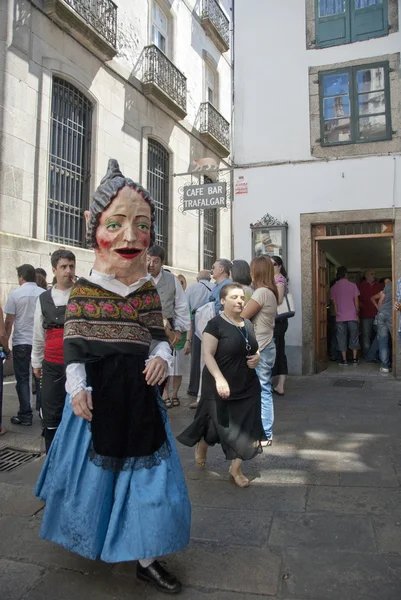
[183,182,227,211]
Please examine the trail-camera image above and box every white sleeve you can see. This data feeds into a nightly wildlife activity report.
[66,363,87,398]
[4,292,16,315]
[31,297,46,369]
[173,278,191,332]
[147,340,173,368]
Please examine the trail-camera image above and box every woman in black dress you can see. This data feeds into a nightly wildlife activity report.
[178,283,265,488]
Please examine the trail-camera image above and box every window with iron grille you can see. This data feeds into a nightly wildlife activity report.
[203,176,217,270]
[47,77,92,247]
[147,139,170,256]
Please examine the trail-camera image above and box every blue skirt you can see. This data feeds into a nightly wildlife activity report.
[35,397,191,563]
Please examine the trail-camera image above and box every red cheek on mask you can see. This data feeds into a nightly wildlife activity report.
[97,233,112,249]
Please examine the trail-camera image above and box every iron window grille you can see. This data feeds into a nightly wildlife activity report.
[147,139,170,256]
[201,0,230,48]
[203,176,217,270]
[47,77,92,247]
[143,45,187,114]
[319,61,392,146]
[64,0,117,47]
[199,102,230,151]
[325,222,383,235]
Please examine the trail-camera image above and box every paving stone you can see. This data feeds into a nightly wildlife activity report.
[0,515,112,574]
[146,588,274,599]
[0,455,45,485]
[0,482,44,516]
[307,486,401,515]
[282,548,401,599]
[268,512,375,551]
[191,506,272,548]
[0,558,45,600]
[116,542,281,596]
[187,478,307,513]
[372,516,401,553]
[25,569,141,600]
[340,469,399,488]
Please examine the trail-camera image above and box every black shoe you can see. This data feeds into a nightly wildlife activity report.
[186,391,197,397]
[339,359,348,366]
[136,560,182,594]
[10,416,32,426]
[352,358,359,366]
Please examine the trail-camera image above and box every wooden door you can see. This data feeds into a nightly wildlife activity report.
[315,242,328,373]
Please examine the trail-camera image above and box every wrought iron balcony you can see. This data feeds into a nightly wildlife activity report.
[201,0,230,53]
[142,45,187,121]
[44,0,118,61]
[199,102,230,157]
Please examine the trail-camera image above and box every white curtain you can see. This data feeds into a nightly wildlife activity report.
[355,0,382,8]
[319,1,345,17]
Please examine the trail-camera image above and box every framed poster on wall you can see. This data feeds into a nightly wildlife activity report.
[250,214,288,267]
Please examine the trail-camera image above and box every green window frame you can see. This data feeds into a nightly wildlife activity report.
[319,61,392,146]
[315,0,388,48]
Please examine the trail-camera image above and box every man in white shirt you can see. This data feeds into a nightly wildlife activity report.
[185,270,214,398]
[32,250,76,452]
[5,264,45,426]
[147,246,190,404]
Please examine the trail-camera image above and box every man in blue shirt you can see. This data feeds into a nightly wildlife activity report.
[209,259,232,314]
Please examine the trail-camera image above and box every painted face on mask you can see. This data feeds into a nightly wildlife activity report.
[93,186,151,275]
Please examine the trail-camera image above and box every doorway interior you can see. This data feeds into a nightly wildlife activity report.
[314,230,394,376]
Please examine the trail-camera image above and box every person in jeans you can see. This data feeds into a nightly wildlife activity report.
[0,305,10,436]
[4,264,45,426]
[330,266,360,366]
[358,270,384,358]
[242,256,278,446]
[371,280,392,373]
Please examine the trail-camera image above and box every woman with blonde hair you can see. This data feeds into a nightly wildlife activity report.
[242,257,278,446]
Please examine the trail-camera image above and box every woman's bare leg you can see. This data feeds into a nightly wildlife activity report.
[229,458,249,488]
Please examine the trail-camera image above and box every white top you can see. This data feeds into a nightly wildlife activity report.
[251,287,278,352]
[151,271,191,333]
[31,286,72,369]
[185,280,215,314]
[4,283,45,346]
[66,270,172,399]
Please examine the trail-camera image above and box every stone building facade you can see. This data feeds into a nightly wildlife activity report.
[233,0,401,376]
[0,0,232,304]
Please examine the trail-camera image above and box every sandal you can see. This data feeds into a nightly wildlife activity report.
[171,397,180,407]
[261,439,273,447]
[163,398,173,409]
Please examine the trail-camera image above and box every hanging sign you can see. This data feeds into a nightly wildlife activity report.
[235,175,248,195]
[183,182,227,211]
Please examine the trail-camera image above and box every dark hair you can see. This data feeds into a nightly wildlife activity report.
[147,245,165,264]
[271,255,288,280]
[51,249,76,269]
[35,273,48,290]
[337,266,347,279]
[16,264,36,282]
[231,260,251,286]
[86,159,155,249]
[219,282,245,300]
[216,258,232,277]
[35,268,47,278]
[250,256,279,302]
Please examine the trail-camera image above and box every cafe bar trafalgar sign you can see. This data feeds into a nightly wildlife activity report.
[183,182,227,211]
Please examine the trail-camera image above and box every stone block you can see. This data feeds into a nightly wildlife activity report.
[282,548,401,600]
[372,516,401,553]
[269,512,375,551]
[307,486,401,515]
[0,558,45,600]
[0,483,44,516]
[191,506,272,548]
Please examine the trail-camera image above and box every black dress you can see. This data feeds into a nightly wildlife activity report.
[177,315,265,460]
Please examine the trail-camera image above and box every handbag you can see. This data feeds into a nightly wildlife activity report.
[276,291,295,320]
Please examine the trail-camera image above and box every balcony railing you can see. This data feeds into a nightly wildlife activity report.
[44,0,118,61]
[199,102,230,157]
[64,0,117,47]
[201,0,230,52]
[142,45,187,120]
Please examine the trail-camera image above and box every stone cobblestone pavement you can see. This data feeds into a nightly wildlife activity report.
[1,369,401,599]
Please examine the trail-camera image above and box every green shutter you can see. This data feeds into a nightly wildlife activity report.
[351,1,388,42]
[315,1,350,47]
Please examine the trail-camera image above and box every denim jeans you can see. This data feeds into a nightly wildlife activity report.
[377,313,392,369]
[255,340,276,439]
[361,317,375,357]
[13,344,33,421]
